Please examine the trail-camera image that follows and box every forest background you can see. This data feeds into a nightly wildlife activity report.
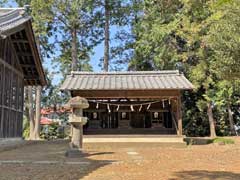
[1,0,240,137]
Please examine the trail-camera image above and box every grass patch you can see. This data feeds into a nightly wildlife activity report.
[207,137,235,145]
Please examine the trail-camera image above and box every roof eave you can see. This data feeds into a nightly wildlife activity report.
[0,17,31,37]
[25,20,47,86]
[60,88,194,91]
[70,70,180,76]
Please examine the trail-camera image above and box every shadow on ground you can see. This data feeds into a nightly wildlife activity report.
[65,151,116,180]
[0,140,116,180]
[169,170,240,180]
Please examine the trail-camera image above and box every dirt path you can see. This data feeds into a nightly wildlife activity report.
[0,138,239,180]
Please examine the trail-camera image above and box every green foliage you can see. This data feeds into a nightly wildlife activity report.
[50,0,98,74]
[217,113,229,136]
[22,116,30,139]
[15,0,55,58]
[9,0,240,137]
[88,0,133,70]
[131,0,240,136]
[40,124,66,139]
[183,91,210,137]
[55,40,93,75]
[41,71,69,108]
[130,0,183,70]
[206,0,240,79]
[15,0,30,6]
[0,0,8,6]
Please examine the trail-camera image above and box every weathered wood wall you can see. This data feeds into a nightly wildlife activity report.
[0,38,24,138]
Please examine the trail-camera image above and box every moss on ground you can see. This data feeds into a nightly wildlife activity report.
[208,137,235,145]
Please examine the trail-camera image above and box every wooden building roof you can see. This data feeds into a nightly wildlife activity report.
[61,70,194,91]
[0,7,46,85]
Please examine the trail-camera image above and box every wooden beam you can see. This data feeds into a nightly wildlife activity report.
[0,58,24,78]
[177,94,183,136]
[11,39,28,43]
[21,64,35,68]
[72,90,180,99]
[9,37,24,74]
[16,52,33,57]
[24,75,40,80]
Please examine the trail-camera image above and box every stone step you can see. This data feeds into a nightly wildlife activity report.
[84,128,176,135]
[83,135,186,147]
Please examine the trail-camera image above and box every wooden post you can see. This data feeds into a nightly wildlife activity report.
[0,60,5,138]
[117,112,120,128]
[177,96,183,136]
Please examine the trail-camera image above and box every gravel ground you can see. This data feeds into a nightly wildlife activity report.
[0,138,239,180]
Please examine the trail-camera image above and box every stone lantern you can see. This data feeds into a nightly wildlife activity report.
[65,96,89,157]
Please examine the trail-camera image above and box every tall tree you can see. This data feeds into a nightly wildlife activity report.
[26,86,35,140]
[111,0,143,71]
[34,86,41,139]
[131,0,240,137]
[92,0,131,71]
[130,0,184,70]
[215,80,240,135]
[131,0,216,137]
[103,0,110,71]
[201,0,240,135]
[206,0,240,80]
[52,0,98,74]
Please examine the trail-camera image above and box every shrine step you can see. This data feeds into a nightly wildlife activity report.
[83,135,186,147]
[84,128,176,135]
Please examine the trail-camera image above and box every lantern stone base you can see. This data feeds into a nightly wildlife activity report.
[64,96,89,158]
[65,149,86,158]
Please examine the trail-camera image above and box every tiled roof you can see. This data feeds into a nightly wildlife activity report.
[0,8,31,35]
[60,70,194,91]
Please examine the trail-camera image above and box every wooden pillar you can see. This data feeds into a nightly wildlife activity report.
[117,112,120,128]
[0,60,5,138]
[177,95,183,136]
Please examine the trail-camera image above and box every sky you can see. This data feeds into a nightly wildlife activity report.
[3,0,129,85]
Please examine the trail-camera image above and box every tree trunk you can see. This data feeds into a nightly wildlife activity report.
[34,86,42,140]
[227,103,235,135]
[104,0,110,72]
[71,27,78,71]
[27,86,35,140]
[207,102,216,138]
[34,34,43,140]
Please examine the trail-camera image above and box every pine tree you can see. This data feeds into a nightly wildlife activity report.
[52,0,98,74]
[91,0,131,71]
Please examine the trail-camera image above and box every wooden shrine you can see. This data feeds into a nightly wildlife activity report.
[61,71,193,136]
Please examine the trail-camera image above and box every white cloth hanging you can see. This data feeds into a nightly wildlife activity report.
[130,105,134,111]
